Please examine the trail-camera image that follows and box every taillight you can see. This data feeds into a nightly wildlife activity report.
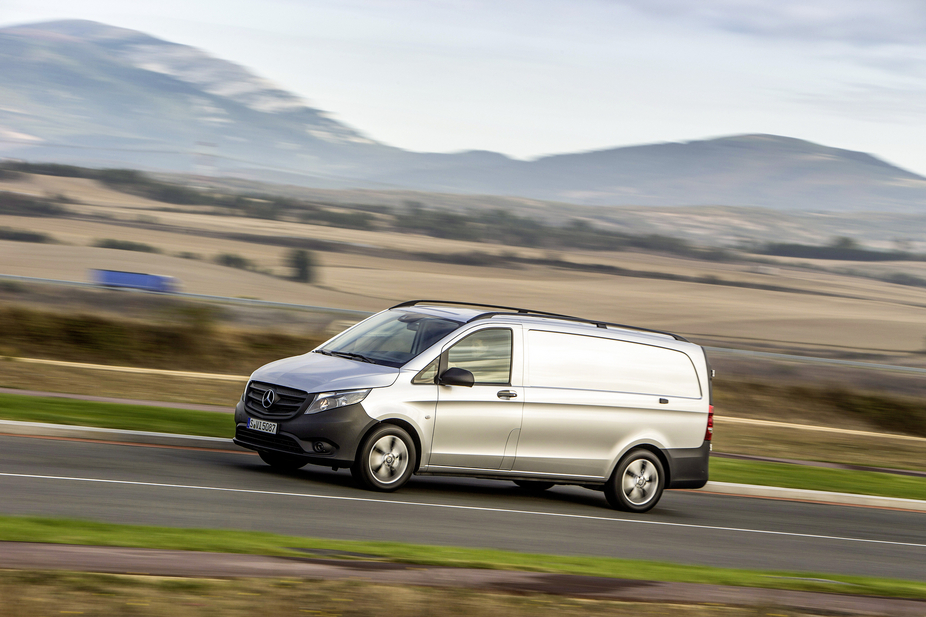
[705,405,714,442]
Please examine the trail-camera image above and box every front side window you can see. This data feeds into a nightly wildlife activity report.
[319,310,461,368]
[446,328,512,384]
[412,358,439,384]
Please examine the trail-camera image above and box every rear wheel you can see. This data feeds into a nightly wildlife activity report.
[352,425,416,492]
[258,450,308,471]
[513,480,555,491]
[604,449,665,513]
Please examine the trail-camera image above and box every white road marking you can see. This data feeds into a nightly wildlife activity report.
[1,472,923,549]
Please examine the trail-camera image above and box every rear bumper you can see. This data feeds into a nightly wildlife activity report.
[664,441,710,489]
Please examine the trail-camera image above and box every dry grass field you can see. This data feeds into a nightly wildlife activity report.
[3,172,926,357]
[3,243,926,359]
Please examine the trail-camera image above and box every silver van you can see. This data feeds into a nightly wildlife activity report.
[234,301,713,512]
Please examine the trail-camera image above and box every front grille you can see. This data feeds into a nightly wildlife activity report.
[235,427,306,454]
[245,381,311,420]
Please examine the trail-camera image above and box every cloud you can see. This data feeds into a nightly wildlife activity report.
[793,82,926,123]
[614,0,926,46]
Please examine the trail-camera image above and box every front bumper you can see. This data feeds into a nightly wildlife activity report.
[233,399,377,468]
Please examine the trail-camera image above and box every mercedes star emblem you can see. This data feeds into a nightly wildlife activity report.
[261,389,276,409]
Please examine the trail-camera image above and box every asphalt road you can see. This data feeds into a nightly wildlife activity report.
[1,435,923,581]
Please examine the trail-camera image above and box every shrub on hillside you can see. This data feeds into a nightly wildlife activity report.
[0,227,54,243]
[882,273,926,288]
[287,249,317,283]
[0,192,68,217]
[94,239,160,253]
[300,209,375,230]
[214,253,255,270]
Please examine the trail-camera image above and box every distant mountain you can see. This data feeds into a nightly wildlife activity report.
[381,134,926,211]
[0,20,409,183]
[2,20,926,212]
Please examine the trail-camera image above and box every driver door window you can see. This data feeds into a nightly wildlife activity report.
[446,328,512,385]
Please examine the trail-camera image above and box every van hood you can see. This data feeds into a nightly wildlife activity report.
[250,352,400,393]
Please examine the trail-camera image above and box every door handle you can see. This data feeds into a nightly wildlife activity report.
[497,390,517,400]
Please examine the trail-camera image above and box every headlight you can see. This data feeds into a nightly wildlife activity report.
[305,389,371,414]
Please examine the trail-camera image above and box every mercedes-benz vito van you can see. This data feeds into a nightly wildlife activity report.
[234,301,713,512]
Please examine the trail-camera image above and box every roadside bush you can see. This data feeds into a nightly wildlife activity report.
[725,380,926,439]
[0,305,323,372]
[93,239,160,253]
[811,387,926,438]
[0,281,25,294]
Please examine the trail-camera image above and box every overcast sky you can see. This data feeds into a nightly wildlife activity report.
[3,0,926,174]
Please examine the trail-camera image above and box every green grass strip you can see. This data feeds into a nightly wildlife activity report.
[0,515,923,599]
[1,392,924,500]
[0,393,233,438]
[710,458,926,501]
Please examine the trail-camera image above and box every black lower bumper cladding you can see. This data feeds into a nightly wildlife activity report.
[234,399,377,468]
[664,441,711,489]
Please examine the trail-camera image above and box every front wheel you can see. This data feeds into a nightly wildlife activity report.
[604,449,665,513]
[352,425,416,492]
[258,450,308,471]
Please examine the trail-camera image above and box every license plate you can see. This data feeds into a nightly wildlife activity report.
[247,417,277,434]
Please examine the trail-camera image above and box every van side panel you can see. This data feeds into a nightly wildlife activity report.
[514,389,706,477]
[525,330,702,398]
[514,330,707,478]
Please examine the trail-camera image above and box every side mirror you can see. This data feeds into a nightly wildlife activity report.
[439,367,475,387]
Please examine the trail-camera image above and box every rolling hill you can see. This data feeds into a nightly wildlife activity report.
[2,20,926,212]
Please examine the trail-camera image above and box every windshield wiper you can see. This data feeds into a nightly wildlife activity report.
[325,350,377,364]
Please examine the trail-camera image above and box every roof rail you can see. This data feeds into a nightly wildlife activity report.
[389,300,571,318]
[471,311,689,342]
[390,300,688,342]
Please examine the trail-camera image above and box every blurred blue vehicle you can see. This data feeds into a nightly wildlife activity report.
[90,269,179,293]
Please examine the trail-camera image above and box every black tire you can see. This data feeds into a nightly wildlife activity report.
[351,424,416,492]
[513,480,555,491]
[258,450,308,471]
[604,449,665,513]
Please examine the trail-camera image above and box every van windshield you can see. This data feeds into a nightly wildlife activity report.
[316,310,462,368]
